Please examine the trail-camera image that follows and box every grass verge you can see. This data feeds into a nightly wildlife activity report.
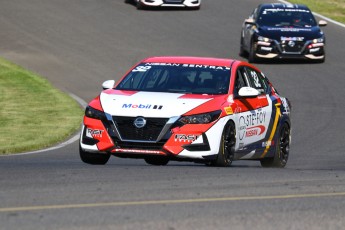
[0,57,83,155]
[287,0,345,24]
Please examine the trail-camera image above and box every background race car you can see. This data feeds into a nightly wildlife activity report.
[127,0,201,10]
[240,3,327,63]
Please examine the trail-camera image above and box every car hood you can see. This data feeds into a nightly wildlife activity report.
[258,26,323,41]
[100,91,213,118]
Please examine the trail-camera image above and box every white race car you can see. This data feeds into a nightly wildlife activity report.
[131,0,201,10]
[80,56,291,167]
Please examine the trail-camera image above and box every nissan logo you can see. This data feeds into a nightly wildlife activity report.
[133,117,146,128]
[288,41,295,47]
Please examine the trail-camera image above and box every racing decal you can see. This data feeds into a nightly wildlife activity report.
[122,104,163,110]
[281,98,290,115]
[224,106,233,115]
[132,66,152,72]
[262,140,274,147]
[143,63,230,71]
[86,128,104,138]
[261,103,281,158]
[267,28,312,32]
[281,36,304,41]
[238,110,267,140]
[174,134,199,143]
[245,125,265,137]
[112,149,165,155]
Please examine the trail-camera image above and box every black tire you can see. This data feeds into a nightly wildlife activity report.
[248,40,258,63]
[136,0,144,10]
[211,121,236,167]
[260,123,290,168]
[144,156,169,166]
[239,35,246,57]
[79,145,110,165]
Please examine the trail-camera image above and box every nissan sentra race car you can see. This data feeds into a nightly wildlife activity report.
[80,56,291,167]
[240,3,327,63]
[130,0,201,10]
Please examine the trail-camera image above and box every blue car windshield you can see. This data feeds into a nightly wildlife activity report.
[257,8,317,27]
[116,63,231,95]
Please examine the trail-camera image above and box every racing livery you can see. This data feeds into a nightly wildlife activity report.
[240,3,327,63]
[80,56,291,167]
[131,0,201,10]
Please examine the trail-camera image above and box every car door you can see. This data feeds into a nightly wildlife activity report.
[233,66,272,157]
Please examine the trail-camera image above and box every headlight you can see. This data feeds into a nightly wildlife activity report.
[85,106,107,120]
[258,36,272,43]
[313,37,324,43]
[178,110,221,125]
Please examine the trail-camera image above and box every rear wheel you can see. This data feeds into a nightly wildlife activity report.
[136,0,144,10]
[144,156,169,166]
[79,145,110,165]
[211,121,236,167]
[260,123,290,168]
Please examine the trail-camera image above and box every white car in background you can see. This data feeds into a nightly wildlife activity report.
[130,0,201,10]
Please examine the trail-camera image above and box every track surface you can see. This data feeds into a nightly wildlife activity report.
[1,0,345,229]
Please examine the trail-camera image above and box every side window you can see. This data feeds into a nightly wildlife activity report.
[243,67,268,94]
[234,67,249,96]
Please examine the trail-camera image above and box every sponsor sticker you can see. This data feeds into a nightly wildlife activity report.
[174,134,199,142]
[224,106,233,115]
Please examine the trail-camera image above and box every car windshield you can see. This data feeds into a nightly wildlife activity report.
[116,63,231,95]
[257,8,317,27]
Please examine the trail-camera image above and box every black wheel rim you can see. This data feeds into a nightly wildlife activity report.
[279,125,290,164]
[223,124,236,163]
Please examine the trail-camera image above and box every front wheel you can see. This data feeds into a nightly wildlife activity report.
[79,145,110,165]
[260,123,290,168]
[211,121,236,167]
[248,41,258,63]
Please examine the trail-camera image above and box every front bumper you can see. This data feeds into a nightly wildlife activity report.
[79,114,225,160]
[254,40,325,60]
[139,0,201,7]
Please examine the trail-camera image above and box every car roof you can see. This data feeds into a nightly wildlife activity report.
[142,56,235,67]
[258,3,310,11]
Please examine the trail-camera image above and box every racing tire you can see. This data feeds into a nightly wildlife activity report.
[239,35,246,57]
[136,0,144,10]
[144,156,169,166]
[211,121,236,167]
[79,145,110,165]
[260,123,290,168]
[248,40,258,63]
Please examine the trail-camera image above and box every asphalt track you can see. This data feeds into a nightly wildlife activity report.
[1,0,345,229]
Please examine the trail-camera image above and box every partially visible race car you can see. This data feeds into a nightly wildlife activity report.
[80,56,291,167]
[240,3,327,63]
[129,0,201,10]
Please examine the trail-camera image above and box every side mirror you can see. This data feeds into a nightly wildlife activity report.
[102,80,115,90]
[319,20,327,27]
[244,18,255,25]
[238,87,260,98]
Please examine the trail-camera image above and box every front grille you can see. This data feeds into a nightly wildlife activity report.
[163,0,184,4]
[280,41,305,53]
[113,116,169,141]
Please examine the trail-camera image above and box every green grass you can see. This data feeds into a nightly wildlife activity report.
[287,0,345,23]
[0,58,83,154]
